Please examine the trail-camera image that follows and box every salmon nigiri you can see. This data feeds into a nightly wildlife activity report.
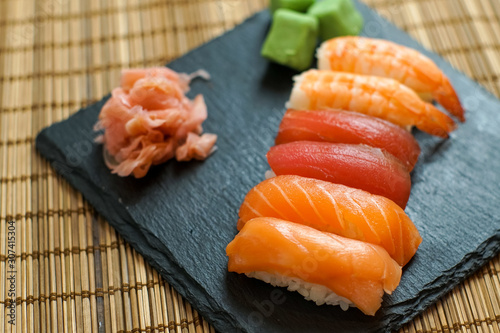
[227,217,402,315]
[288,70,456,138]
[267,141,412,208]
[317,37,465,121]
[238,175,422,266]
[275,109,421,170]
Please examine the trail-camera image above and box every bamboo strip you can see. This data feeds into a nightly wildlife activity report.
[140,0,155,67]
[29,7,39,333]
[0,5,12,332]
[487,261,500,321]
[51,5,64,333]
[66,191,75,333]
[8,4,23,220]
[42,5,56,329]
[147,265,160,331]
[86,207,98,332]
[0,58,10,333]
[16,0,35,326]
[73,199,85,333]
[20,48,32,331]
[9,109,17,333]
[60,4,71,332]
[95,216,108,333]
[435,300,450,332]
[171,287,183,333]
[120,241,134,331]
[92,214,105,333]
[88,0,105,102]
[31,60,40,333]
[104,218,122,332]
[159,271,170,332]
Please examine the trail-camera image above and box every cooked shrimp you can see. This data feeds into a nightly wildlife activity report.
[288,70,456,138]
[317,37,465,121]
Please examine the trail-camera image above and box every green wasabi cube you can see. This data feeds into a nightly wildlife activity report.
[307,0,364,41]
[261,9,319,71]
[270,0,315,13]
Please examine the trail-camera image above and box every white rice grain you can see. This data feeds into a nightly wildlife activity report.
[246,271,355,310]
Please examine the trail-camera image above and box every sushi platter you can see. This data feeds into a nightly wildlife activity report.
[36,1,500,332]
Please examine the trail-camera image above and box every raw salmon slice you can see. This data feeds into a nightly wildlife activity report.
[238,175,422,266]
[227,217,402,316]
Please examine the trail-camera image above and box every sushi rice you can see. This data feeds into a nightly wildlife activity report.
[264,170,276,179]
[246,271,354,311]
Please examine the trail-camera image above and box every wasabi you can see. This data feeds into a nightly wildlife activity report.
[270,0,315,13]
[308,0,364,40]
[261,9,319,71]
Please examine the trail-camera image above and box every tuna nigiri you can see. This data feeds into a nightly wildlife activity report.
[275,109,421,170]
[288,70,456,138]
[317,37,465,121]
[227,217,402,315]
[238,175,422,266]
[267,141,412,208]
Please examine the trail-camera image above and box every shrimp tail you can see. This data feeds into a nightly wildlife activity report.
[417,104,457,138]
[433,77,465,122]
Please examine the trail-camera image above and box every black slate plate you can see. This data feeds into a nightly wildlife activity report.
[36,2,500,332]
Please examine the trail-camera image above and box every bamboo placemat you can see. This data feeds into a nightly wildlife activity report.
[1,0,500,332]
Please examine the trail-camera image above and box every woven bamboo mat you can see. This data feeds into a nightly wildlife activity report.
[1,0,500,332]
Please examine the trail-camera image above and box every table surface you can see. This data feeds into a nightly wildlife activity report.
[1,0,500,332]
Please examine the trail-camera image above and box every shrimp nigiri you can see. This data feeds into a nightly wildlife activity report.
[317,37,465,121]
[238,175,422,266]
[288,70,456,138]
[227,217,402,316]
